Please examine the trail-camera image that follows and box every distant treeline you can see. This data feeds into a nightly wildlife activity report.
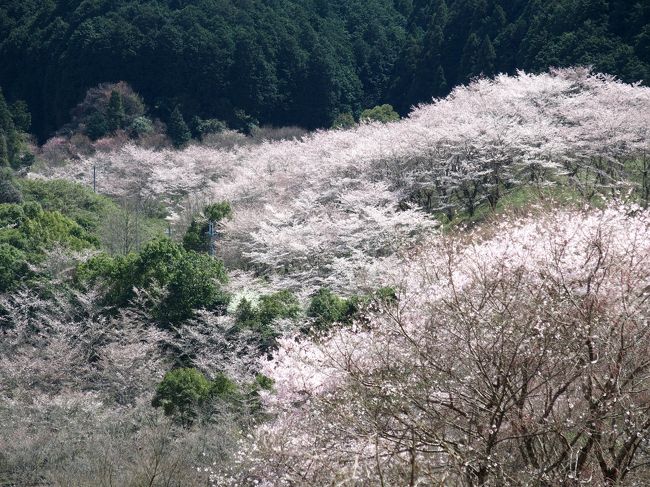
[0,0,648,140]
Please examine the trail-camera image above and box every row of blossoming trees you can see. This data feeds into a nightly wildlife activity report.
[37,68,650,293]
[22,69,650,485]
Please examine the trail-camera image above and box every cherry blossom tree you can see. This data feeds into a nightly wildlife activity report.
[225,203,650,486]
[18,69,650,485]
[0,282,257,486]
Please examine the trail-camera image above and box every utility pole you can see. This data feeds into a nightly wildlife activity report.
[93,165,96,193]
[206,220,217,257]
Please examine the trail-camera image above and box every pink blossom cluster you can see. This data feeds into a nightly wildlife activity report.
[225,203,650,486]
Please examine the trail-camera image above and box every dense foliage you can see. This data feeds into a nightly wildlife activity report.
[0,87,32,168]
[0,0,407,138]
[0,200,98,291]
[390,0,650,111]
[183,201,232,253]
[0,0,648,140]
[152,367,239,426]
[77,237,229,323]
[18,178,114,232]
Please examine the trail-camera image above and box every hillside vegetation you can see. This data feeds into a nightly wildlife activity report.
[0,69,648,486]
[37,68,650,291]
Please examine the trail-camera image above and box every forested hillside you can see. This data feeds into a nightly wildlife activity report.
[390,0,650,111]
[2,0,650,484]
[0,0,648,139]
[1,69,650,486]
[0,0,408,138]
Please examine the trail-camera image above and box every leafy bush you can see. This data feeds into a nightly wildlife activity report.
[306,288,360,332]
[0,168,22,203]
[257,290,301,326]
[152,368,239,426]
[204,202,232,222]
[183,202,232,253]
[84,111,109,140]
[162,251,229,323]
[18,179,114,233]
[331,112,356,129]
[9,100,31,132]
[106,91,126,133]
[235,290,301,352]
[152,368,213,426]
[128,116,154,137]
[359,104,400,123]
[0,201,98,290]
[0,202,99,252]
[191,117,227,139]
[304,286,396,328]
[77,238,229,323]
[0,243,28,292]
[167,107,191,148]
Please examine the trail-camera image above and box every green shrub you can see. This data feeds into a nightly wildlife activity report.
[0,243,28,291]
[77,238,229,323]
[106,91,126,133]
[183,202,232,253]
[0,169,22,203]
[235,290,301,352]
[374,286,398,303]
[307,288,349,330]
[162,250,229,323]
[128,116,154,137]
[331,112,356,129]
[258,290,301,325]
[152,368,239,426]
[167,106,191,148]
[19,179,114,233]
[359,104,400,123]
[246,373,275,414]
[10,100,31,133]
[303,287,395,333]
[152,368,213,426]
[85,111,109,140]
[0,201,98,290]
[191,117,227,139]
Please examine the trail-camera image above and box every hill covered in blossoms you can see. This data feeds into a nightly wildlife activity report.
[1,69,649,486]
[36,69,650,293]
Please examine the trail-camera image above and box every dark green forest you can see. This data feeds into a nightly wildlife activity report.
[0,0,649,140]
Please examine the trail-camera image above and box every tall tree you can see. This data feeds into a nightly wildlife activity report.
[0,87,18,166]
[167,106,191,148]
[0,134,8,167]
[106,90,125,133]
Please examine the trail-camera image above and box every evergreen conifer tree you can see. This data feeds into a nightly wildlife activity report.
[0,89,13,133]
[106,90,125,133]
[460,33,481,80]
[478,36,497,76]
[10,100,31,132]
[0,89,18,166]
[0,133,9,167]
[168,106,191,148]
